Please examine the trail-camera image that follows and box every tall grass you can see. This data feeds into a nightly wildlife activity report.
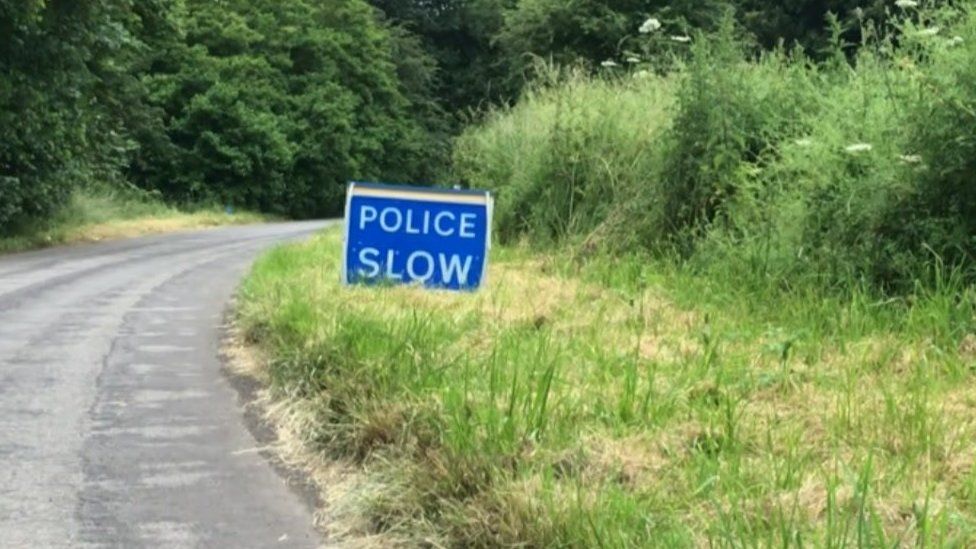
[235,3,976,547]
[239,230,976,546]
[454,66,675,252]
[455,4,976,294]
[0,183,264,253]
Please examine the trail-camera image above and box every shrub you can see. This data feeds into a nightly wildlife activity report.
[454,67,675,248]
[136,0,438,218]
[457,3,976,293]
[656,18,820,254]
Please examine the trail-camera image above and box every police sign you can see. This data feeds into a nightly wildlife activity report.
[343,182,492,291]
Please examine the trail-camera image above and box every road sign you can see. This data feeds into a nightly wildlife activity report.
[343,182,492,291]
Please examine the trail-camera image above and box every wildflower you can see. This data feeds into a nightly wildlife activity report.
[670,35,692,43]
[795,138,813,147]
[633,70,652,80]
[916,27,941,37]
[639,18,662,34]
[948,35,965,46]
[601,60,619,68]
[895,0,918,8]
[845,143,873,154]
[899,154,923,164]
[626,56,641,64]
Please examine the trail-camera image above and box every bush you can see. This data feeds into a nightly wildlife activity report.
[457,3,976,293]
[135,0,439,218]
[0,0,124,232]
[454,67,675,248]
[885,7,976,285]
[656,19,819,254]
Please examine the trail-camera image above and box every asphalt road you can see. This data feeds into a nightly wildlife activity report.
[0,221,331,548]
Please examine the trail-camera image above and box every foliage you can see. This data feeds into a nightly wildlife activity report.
[458,3,976,292]
[454,67,675,247]
[239,229,976,546]
[3,0,962,232]
[369,0,513,115]
[133,0,439,218]
[0,0,133,232]
[1,0,448,230]
[497,0,726,73]
[888,6,976,285]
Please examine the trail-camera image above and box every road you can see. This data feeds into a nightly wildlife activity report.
[0,221,331,548]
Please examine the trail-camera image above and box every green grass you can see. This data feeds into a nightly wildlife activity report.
[234,6,976,546]
[0,184,267,254]
[238,229,976,547]
[455,5,976,292]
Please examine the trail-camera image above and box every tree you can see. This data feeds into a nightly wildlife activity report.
[0,0,148,231]
[370,0,513,115]
[134,0,440,217]
[497,0,726,74]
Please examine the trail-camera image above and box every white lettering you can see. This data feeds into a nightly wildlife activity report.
[407,251,435,282]
[434,212,456,237]
[405,210,421,235]
[358,248,381,277]
[360,206,378,230]
[380,208,403,233]
[440,254,474,286]
[385,249,403,280]
[459,214,477,239]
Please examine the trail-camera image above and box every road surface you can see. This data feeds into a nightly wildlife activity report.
[0,221,331,548]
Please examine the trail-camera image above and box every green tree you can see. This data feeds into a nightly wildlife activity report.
[135,0,438,217]
[0,0,158,231]
[736,0,889,53]
[370,0,513,115]
[497,0,726,74]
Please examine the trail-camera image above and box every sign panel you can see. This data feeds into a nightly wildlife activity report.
[343,182,492,291]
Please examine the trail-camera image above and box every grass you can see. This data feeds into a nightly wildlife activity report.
[455,5,976,292]
[237,228,976,547]
[0,185,267,254]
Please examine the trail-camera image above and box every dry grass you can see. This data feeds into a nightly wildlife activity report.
[0,187,268,254]
[224,324,402,548]
[68,211,264,243]
[236,229,976,546]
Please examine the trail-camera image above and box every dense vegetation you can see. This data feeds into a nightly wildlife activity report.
[458,3,976,292]
[234,1,976,546]
[3,0,920,234]
[9,0,974,545]
[1,0,442,232]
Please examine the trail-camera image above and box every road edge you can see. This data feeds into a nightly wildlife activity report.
[218,301,329,540]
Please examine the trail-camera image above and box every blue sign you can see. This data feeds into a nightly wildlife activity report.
[343,182,493,291]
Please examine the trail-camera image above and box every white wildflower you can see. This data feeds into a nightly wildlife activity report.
[895,0,919,8]
[916,27,941,37]
[639,17,662,34]
[670,35,692,43]
[626,56,641,64]
[633,70,652,80]
[948,35,965,46]
[899,154,923,164]
[795,138,813,147]
[601,60,619,68]
[845,143,873,154]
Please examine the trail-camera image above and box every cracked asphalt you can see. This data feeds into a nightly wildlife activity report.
[0,221,331,548]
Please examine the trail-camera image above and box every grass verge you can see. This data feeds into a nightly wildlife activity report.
[0,185,267,254]
[237,228,976,547]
